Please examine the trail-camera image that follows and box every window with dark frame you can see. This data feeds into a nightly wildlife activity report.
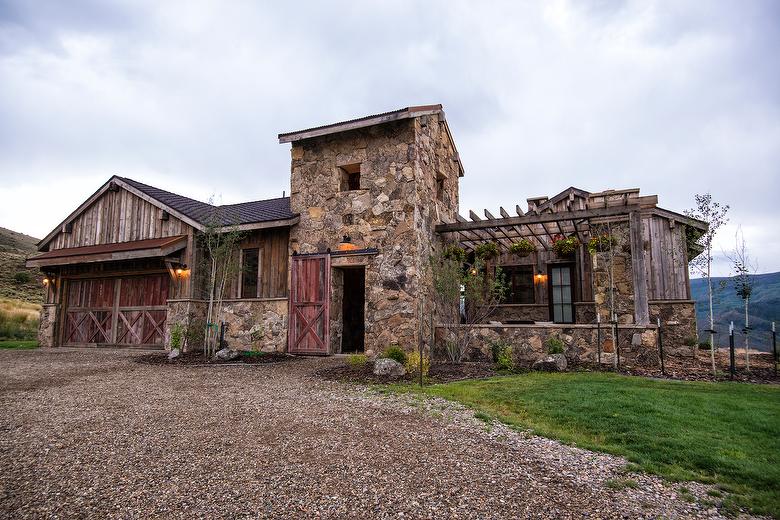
[503,265,535,304]
[241,248,260,298]
[339,163,361,191]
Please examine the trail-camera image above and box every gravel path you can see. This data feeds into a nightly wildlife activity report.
[0,348,757,519]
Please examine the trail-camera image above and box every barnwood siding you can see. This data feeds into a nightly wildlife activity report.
[224,228,290,299]
[642,214,689,300]
[49,188,191,250]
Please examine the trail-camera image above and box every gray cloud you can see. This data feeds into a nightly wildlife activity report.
[1,0,778,275]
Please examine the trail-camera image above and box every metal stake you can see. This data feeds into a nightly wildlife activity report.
[596,314,602,365]
[729,321,735,379]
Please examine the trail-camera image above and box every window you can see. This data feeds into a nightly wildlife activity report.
[339,163,361,191]
[241,248,260,298]
[503,266,535,304]
[436,175,445,200]
[550,265,574,323]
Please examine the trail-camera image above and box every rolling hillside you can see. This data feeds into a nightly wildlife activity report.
[691,272,780,351]
[0,227,43,304]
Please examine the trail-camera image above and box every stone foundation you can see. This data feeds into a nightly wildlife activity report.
[37,304,58,348]
[166,298,288,353]
[437,323,660,367]
[649,300,697,357]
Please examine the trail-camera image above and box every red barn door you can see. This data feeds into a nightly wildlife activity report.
[288,254,330,355]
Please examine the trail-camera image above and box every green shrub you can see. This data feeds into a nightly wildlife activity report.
[698,341,712,350]
[683,336,698,347]
[347,353,368,367]
[170,323,184,350]
[13,271,32,284]
[381,345,407,365]
[405,350,430,377]
[545,336,565,354]
[490,340,514,370]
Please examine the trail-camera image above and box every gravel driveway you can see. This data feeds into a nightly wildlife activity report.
[0,348,752,519]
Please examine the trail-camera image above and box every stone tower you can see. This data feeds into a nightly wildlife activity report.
[279,105,462,355]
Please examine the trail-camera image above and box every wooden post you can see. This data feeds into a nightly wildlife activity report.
[772,322,777,377]
[657,317,665,375]
[629,211,650,325]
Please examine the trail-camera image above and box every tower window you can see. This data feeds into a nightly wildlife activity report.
[340,163,361,191]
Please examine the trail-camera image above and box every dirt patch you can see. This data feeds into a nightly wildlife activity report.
[317,359,499,384]
[134,350,300,366]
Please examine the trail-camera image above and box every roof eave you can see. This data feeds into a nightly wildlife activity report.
[277,105,443,144]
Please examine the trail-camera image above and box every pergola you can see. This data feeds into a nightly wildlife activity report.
[434,188,666,253]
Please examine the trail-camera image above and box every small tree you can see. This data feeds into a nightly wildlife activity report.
[727,226,756,371]
[432,246,507,362]
[685,193,729,375]
[198,203,245,357]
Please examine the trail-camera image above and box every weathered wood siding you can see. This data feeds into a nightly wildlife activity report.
[49,188,192,250]
[223,227,290,299]
[642,214,689,300]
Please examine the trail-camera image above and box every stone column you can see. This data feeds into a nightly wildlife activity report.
[591,220,636,324]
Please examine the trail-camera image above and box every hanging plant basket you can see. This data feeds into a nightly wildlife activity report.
[442,244,466,262]
[552,235,580,258]
[474,241,499,261]
[509,239,536,258]
[587,234,616,255]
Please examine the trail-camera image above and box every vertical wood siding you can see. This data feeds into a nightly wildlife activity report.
[642,215,689,300]
[50,188,190,250]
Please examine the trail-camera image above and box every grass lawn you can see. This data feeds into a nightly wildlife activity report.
[0,340,39,349]
[398,372,780,517]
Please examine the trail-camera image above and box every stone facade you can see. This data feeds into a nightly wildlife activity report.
[442,323,660,367]
[220,299,288,352]
[37,304,58,348]
[591,221,636,324]
[288,116,460,354]
[165,300,208,353]
[649,300,698,356]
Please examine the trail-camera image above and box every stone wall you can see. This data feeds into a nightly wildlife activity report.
[166,298,288,352]
[649,300,698,357]
[37,304,58,348]
[438,323,660,367]
[288,115,460,354]
[591,221,636,324]
[489,303,597,324]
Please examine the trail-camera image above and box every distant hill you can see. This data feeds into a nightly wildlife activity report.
[691,272,780,351]
[0,227,44,304]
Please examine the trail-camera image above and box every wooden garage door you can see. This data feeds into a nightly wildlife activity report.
[63,274,169,348]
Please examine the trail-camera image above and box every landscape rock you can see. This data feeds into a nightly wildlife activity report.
[373,358,406,377]
[532,353,567,372]
[214,348,241,361]
[167,348,180,360]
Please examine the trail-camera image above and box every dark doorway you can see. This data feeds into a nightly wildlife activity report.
[341,267,365,352]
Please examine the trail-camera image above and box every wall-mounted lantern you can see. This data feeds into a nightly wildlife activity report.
[42,273,55,286]
[174,264,190,278]
[336,235,359,252]
[534,272,547,285]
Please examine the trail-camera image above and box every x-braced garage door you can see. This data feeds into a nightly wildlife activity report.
[63,274,169,348]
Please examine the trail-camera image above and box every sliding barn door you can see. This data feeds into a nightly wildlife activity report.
[288,254,330,355]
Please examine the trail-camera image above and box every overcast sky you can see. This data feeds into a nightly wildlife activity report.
[1,0,778,276]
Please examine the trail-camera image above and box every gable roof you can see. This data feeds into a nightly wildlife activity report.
[37,176,298,250]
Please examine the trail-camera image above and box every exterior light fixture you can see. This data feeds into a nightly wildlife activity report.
[336,235,359,252]
[174,264,189,278]
[42,276,50,286]
[534,273,547,284]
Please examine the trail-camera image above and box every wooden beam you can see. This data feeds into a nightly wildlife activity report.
[435,205,640,233]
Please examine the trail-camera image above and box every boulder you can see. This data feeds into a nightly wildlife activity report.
[215,348,241,361]
[167,348,181,360]
[373,358,406,377]
[532,353,567,372]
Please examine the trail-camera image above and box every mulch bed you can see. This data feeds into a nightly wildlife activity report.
[317,360,499,384]
[134,351,299,366]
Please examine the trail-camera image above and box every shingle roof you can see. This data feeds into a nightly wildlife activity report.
[119,177,295,226]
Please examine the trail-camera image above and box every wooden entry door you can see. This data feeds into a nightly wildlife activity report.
[288,254,331,355]
[63,274,169,348]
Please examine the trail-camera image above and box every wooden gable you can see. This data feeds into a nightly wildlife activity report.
[44,183,194,251]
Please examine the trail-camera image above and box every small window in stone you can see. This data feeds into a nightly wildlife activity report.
[436,175,445,200]
[503,265,535,304]
[339,163,361,191]
[240,248,260,298]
